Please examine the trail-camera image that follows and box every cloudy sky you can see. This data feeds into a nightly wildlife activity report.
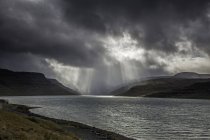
[1,0,210,94]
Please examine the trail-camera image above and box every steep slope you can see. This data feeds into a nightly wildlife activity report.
[0,69,79,96]
[49,79,79,95]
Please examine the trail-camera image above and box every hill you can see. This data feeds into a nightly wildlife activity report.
[116,72,210,99]
[174,72,210,79]
[0,69,79,96]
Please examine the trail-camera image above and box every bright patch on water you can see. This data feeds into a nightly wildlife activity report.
[3,96,210,140]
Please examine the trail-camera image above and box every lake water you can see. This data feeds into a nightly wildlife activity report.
[2,96,210,140]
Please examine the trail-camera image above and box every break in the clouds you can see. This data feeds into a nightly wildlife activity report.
[1,0,210,94]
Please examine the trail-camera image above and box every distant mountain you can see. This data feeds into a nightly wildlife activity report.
[174,72,210,79]
[0,69,79,96]
[109,76,170,95]
[116,72,210,99]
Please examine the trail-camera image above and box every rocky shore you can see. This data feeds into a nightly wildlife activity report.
[0,99,133,140]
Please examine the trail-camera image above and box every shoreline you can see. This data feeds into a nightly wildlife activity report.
[0,99,134,140]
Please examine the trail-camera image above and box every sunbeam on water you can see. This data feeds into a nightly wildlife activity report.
[45,33,146,94]
[41,31,210,95]
[43,32,210,95]
[46,58,144,94]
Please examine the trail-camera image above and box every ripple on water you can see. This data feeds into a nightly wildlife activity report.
[4,96,210,140]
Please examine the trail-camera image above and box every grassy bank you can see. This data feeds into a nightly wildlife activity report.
[0,110,78,140]
[0,100,133,140]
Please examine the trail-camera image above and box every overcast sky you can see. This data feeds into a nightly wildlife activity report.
[1,0,210,94]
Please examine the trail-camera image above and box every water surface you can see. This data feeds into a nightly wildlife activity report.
[3,96,210,140]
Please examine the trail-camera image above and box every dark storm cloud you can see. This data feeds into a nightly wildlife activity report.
[1,0,210,93]
[0,0,107,67]
[1,0,210,68]
[64,0,210,54]
[0,51,55,77]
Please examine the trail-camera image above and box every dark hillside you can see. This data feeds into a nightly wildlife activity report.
[0,69,79,96]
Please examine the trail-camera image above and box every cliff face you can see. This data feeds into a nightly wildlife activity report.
[0,69,79,96]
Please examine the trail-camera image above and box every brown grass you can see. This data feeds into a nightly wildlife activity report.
[0,110,78,140]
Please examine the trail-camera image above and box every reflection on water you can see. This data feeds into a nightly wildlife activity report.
[3,96,210,140]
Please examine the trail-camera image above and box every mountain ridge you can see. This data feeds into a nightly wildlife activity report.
[0,68,79,96]
[174,72,210,79]
[115,72,210,99]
